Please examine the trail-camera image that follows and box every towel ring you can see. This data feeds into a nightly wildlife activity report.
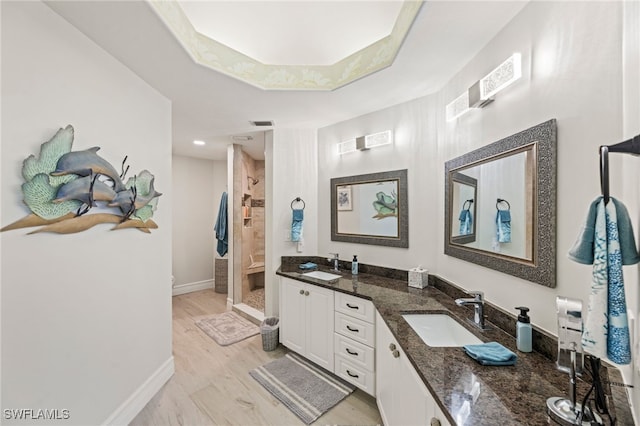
[463,199,474,210]
[496,198,511,211]
[291,197,305,210]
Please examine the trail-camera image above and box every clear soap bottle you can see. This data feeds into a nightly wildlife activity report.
[351,255,358,275]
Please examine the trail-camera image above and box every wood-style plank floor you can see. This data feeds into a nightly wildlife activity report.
[130,289,382,426]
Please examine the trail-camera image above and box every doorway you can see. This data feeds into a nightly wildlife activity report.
[228,136,266,323]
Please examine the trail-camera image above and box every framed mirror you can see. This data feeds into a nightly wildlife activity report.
[444,119,556,287]
[331,169,408,247]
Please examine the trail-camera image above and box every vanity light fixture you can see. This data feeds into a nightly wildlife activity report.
[337,138,357,155]
[446,52,522,120]
[364,130,393,149]
[338,130,393,154]
[193,140,205,146]
[446,92,470,122]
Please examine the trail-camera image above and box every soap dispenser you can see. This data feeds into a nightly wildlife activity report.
[515,307,532,353]
[351,255,358,275]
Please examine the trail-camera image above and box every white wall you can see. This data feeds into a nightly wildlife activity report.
[318,95,440,270]
[266,129,318,316]
[622,0,640,417]
[172,155,226,293]
[319,0,627,334]
[1,2,172,424]
[317,1,639,413]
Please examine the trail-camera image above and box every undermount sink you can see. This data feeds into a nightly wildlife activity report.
[301,271,342,282]
[402,313,483,347]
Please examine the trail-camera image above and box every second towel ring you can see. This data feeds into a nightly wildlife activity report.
[496,198,511,210]
[291,197,306,210]
[462,199,474,210]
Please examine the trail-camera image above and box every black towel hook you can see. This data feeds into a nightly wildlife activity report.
[599,134,640,204]
[462,199,474,210]
[291,197,305,210]
[496,198,511,211]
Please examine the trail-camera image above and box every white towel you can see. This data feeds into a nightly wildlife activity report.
[582,200,631,364]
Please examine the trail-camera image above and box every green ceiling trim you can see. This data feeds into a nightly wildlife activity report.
[148,0,423,91]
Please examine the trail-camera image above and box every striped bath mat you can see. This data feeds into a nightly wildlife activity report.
[249,352,356,424]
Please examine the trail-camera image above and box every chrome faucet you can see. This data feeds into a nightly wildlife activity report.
[455,291,486,329]
[329,253,340,271]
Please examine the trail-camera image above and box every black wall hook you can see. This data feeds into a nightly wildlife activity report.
[599,134,640,204]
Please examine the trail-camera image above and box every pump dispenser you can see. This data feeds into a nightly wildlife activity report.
[515,307,532,353]
[351,256,358,275]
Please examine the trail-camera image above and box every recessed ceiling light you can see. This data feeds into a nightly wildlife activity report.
[193,140,206,146]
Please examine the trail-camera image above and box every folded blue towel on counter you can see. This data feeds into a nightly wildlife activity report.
[463,342,517,366]
[299,262,317,270]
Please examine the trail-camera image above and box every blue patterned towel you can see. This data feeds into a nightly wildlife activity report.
[496,210,511,243]
[568,196,640,265]
[582,199,631,365]
[459,209,472,235]
[463,342,517,366]
[291,209,304,242]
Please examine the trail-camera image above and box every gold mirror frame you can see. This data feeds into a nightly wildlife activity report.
[331,169,408,248]
[444,119,557,288]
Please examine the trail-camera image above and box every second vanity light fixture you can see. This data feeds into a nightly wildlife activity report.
[446,53,522,122]
[337,130,393,155]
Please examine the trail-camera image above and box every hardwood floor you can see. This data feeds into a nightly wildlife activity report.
[130,289,382,426]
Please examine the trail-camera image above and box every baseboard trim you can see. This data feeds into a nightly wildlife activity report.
[172,279,214,296]
[103,356,174,425]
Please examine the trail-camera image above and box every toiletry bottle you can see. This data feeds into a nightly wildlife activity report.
[352,255,358,275]
[515,307,532,353]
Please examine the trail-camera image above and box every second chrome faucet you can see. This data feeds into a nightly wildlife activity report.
[455,291,486,330]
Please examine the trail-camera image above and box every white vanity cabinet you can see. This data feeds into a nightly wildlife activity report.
[376,311,451,426]
[333,292,376,396]
[279,277,335,371]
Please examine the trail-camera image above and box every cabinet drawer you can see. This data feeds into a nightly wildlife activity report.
[334,333,375,371]
[335,292,375,324]
[335,312,375,347]
[335,356,375,396]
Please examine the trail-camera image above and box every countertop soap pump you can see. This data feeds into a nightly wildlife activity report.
[516,306,532,353]
[351,255,358,275]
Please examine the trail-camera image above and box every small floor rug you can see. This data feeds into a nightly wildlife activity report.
[249,352,356,424]
[195,311,259,346]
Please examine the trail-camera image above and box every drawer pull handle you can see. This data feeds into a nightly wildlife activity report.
[346,348,358,356]
[346,303,359,310]
[392,350,400,358]
[389,343,396,351]
[346,370,359,378]
[299,290,304,295]
[346,325,359,333]
[304,291,309,296]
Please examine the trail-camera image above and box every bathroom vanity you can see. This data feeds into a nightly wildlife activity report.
[277,258,633,425]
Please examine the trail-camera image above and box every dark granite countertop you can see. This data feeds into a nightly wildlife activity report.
[277,261,634,425]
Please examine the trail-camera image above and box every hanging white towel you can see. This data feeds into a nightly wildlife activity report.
[582,199,631,365]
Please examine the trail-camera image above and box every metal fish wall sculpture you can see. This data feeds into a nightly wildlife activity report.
[1,125,162,234]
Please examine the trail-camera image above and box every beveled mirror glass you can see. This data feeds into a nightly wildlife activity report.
[444,119,556,287]
[331,169,408,247]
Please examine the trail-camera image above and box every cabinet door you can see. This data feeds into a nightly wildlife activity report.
[305,284,335,371]
[280,278,306,354]
[376,311,437,426]
[376,311,396,425]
